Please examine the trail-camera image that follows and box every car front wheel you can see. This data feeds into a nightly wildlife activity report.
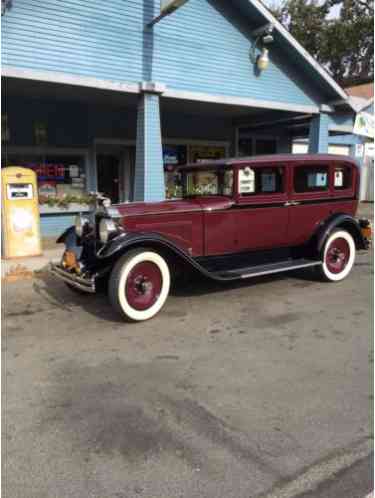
[317,229,356,282]
[108,248,171,321]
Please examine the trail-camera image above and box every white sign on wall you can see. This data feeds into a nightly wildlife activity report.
[353,112,374,138]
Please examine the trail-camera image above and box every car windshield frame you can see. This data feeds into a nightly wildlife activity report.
[180,167,234,198]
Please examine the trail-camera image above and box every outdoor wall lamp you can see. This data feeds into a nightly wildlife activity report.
[250,22,274,72]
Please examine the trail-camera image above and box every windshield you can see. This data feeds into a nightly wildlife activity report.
[181,169,233,197]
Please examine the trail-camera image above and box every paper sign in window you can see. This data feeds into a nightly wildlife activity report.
[334,170,344,187]
[307,172,327,188]
[261,173,276,192]
[239,168,255,193]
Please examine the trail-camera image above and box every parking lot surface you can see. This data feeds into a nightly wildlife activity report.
[3,247,373,497]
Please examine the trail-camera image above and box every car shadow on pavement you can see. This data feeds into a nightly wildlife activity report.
[170,267,318,298]
[32,271,127,325]
[32,267,318,324]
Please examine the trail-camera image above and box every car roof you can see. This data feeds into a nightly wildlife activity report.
[178,154,359,171]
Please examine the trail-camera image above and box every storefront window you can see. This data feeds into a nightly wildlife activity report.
[2,154,87,205]
[163,144,228,199]
[163,145,187,199]
[189,145,226,162]
[238,128,278,157]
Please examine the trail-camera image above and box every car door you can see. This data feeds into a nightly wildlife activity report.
[287,161,332,247]
[234,163,290,251]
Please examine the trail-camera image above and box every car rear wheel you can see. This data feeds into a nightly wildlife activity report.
[317,229,356,282]
[108,248,171,321]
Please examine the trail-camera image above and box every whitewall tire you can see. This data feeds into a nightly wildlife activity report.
[317,230,356,282]
[109,249,170,321]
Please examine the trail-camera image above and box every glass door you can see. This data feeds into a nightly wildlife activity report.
[96,154,120,203]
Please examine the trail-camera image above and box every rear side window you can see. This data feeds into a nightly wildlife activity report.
[294,165,329,193]
[238,166,284,195]
[334,164,352,190]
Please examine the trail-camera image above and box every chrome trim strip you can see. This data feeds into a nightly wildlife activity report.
[50,264,96,293]
[240,261,322,279]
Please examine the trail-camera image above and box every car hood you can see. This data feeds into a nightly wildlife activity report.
[114,197,233,217]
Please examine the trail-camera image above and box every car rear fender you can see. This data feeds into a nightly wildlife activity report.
[314,213,367,254]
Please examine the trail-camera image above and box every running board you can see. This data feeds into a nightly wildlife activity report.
[212,259,322,281]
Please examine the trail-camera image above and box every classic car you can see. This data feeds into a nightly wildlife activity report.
[51,154,371,322]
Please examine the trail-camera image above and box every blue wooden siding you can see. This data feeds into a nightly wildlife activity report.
[2,0,147,83]
[154,0,323,106]
[40,213,76,237]
[3,0,325,108]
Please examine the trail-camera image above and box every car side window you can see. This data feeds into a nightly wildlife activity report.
[294,165,329,193]
[238,166,284,196]
[334,164,352,190]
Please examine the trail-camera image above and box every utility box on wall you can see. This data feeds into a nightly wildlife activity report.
[1,167,42,258]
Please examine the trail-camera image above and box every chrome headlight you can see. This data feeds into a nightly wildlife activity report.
[99,218,118,244]
[75,214,90,237]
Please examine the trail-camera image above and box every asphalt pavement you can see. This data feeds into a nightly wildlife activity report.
[2,243,373,497]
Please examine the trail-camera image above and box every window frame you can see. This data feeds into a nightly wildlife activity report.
[181,166,234,198]
[291,162,332,201]
[331,162,355,199]
[235,162,288,206]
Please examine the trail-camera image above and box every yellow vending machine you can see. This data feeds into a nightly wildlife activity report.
[1,167,42,258]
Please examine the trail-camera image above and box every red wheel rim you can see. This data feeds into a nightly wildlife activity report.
[125,261,163,311]
[325,237,350,274]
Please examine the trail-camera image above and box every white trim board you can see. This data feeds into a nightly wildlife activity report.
[164,88,321,115]
[2,66,140,95]
[328,125,354,133]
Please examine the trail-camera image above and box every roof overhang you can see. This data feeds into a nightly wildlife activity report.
[246,0,354,110]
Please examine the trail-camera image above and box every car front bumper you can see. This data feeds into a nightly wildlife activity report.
[50,263,96,293]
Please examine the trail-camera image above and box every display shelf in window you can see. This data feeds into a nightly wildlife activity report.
[39,203,92,214]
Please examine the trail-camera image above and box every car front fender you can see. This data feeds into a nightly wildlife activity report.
[96,231,217,279]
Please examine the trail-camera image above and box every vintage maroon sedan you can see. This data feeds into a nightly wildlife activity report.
[51,154,371,321]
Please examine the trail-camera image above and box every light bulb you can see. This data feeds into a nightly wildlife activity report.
[257,48,269,71]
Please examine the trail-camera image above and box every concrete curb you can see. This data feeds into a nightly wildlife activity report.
[1,248,63,282]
